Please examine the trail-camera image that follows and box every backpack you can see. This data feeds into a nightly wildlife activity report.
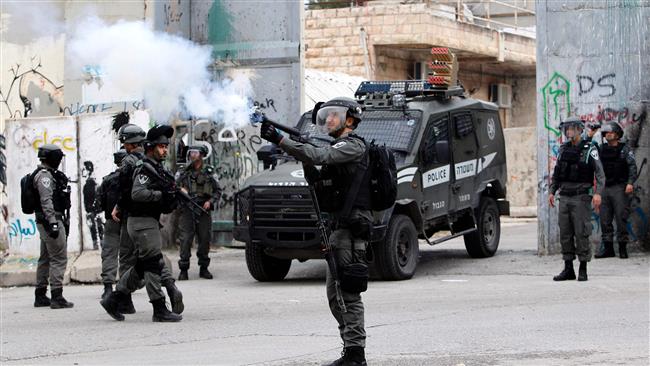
[367,142,397,211]
[20,168,43,214]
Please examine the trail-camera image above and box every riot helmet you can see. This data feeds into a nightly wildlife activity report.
[313,97,363,137]
[118,124,146,144]
[186,144,209,163]
[144,124,174,150]
[559,116,584,141]
[601,121,624,140]
[38,144,65,170]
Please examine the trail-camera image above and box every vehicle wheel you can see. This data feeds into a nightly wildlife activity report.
[464,197,500,258]
[245,241,292,281]
[376,214,419,280]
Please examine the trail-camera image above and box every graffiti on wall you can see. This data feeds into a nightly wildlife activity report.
[0,58,64,119]
[8,218,37,246]
[12,126,76,152]
[541,71,649,244]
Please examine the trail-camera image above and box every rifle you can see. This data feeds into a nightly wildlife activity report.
[250,109,311,144]
[140,162,209,217]
[308,184,346,313]
[251,108,346,311]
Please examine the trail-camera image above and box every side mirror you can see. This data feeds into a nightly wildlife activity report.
[435,140,450,164]
[256,145,281,170]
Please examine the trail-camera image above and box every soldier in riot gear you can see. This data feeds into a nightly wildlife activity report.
[101,125,183,322]
[176,145,222,280]
[595,121,637,259]
[261,97,370,366]
[32,144,74,309]
[549,116,606,282]
[97,149,127,299]
[112,121,182,314]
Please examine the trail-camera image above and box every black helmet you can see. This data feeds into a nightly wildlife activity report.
[118,124,146,144]
[558,116,583,130]
[144,124,174,150]
[113,149,127,165]
[601,121,624,139]
[38,144,64,169]
[187,145,208,157]
[312,97,364,137]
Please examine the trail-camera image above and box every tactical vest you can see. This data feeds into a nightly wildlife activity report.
[34,168,71,214]
[316,135,371,213]
[600,143,628,185]
[180,166,214,204]
[553,142,594,184]
[99,171,121,220]
[128,161,177,218]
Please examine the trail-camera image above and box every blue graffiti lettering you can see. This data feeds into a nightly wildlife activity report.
[8,218,38,244]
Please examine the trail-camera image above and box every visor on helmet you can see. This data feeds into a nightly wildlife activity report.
[315,106,348,134]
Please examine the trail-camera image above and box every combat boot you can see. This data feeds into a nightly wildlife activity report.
[595,242,615,258]
[199,266,213,279]
[619,243,628,259]
[326,346,367,366]
[151,298,182,322]
[164,281,184,314]
[50,288,74,309]
[578,261,588,281]
[116,292,136,314]
[34,287,51,307]
[178,269,188,281]
[553,260,576,281]
[100,291,126,321]
[102,283,113,300]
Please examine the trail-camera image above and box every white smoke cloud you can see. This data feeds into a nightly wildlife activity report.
[67,17,253,127]
[1,1,65,44]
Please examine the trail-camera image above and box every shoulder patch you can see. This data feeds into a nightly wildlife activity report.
[332,141,347,149]
[205,166,214,174]
[41,177,51,188]
[137,174,149,185]
[589,148,599,160]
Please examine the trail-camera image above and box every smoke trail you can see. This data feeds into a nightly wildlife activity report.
[67,17,253,127]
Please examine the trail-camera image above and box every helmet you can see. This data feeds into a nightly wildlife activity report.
[313,97,364,136]
[144,124,174,150]
[118,124,146,144]
[37,144,64,169]
[601,121,624,139]
[187,145,208,157]
[113,149,127,165]
[559,116,584,139]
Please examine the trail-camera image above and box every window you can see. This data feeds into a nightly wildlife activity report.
[421,116,448,165]
[454,113,474,138]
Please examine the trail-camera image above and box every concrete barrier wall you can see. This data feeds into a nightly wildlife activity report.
[536,1,650,254]
[504,127,537,216]
[3,111,150,256]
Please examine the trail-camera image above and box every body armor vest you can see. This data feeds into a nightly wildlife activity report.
[35,168,71,214]
[553,142,594,184]
[120,152,144,214]
[100,171,121,220]
[316,135,371,213]
[128,160,177,218]
[600,143,628,186]
[180,166,214,204]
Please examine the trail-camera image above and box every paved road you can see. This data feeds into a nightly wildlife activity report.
[1,221,648,365]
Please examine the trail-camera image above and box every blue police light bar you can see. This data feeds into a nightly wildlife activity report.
[355,80,464,98]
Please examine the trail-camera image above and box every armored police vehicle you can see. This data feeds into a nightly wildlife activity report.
[234,80,509,281]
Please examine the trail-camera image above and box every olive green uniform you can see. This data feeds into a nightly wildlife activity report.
[176,164,221,271]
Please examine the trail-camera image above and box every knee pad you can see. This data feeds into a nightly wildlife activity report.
[141,254,164,275]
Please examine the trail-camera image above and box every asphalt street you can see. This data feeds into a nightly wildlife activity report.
[1,221,648,365]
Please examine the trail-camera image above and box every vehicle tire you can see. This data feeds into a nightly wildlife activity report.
[464,197,500,258]
[376,214,419,280]
[245,241,292,281]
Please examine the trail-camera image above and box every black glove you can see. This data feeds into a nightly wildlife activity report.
[45,222,60,239]
[261,122,283,145]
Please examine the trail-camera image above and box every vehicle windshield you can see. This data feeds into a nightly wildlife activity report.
[297,109,422,160]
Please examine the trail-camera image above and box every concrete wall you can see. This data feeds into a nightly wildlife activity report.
[504,127,537,215]
[536,1,650,254]
[189,0,303,242]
